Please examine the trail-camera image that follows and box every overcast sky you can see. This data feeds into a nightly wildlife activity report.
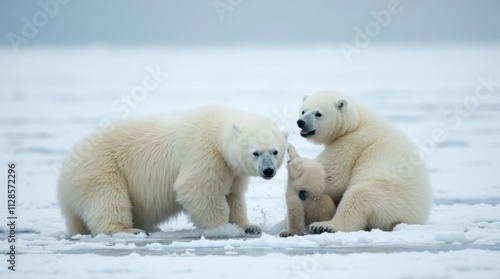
[1,0,500,46]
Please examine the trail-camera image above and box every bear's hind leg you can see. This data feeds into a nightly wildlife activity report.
[81,175,146,236]
[309,184,375,233]
[174,169,235,229]
[63,210,90,236]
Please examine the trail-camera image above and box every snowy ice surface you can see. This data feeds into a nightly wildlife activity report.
[1,44,500,278]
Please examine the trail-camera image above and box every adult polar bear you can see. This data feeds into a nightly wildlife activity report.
[297,92,432,233]
[58,107,288,236]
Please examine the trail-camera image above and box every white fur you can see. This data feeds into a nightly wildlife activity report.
[280,144,335,237]
[58,107,287,235]
[298,92,432,232]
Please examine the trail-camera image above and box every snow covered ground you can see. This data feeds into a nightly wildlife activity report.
[1,44,500,278]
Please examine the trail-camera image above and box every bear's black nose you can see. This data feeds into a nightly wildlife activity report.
[263,168,274,176]
[297,119,305,128]
[298,190,308,201]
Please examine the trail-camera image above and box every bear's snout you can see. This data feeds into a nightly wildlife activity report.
[297,116,316,138]
[263,168,275,178]
[298,190,309,201]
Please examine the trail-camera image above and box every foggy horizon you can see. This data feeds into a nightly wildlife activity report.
[1,0,500,48]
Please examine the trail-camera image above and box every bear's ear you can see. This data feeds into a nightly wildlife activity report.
[336,99,347,111]
[232,123,243,137]
[302,95,308,102]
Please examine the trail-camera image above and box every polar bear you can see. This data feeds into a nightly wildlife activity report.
[296,92,432,233]
[280,144,336,237]
[58,107,288,236]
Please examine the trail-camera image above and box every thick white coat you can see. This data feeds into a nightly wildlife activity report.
[280,144,336,237]
[298,93,432,232]
[58,107,287,235]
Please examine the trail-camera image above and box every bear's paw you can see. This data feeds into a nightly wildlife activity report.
[279,228,304,238]
[309,221,336,234]
[242,224,262,235]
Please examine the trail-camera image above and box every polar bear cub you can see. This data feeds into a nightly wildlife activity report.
[280,144,336,237]
[58,107,288,236]
[297,92,432,233]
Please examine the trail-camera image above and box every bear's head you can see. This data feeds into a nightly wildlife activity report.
[226,119,288,180]
[287,144,326,199]
[297,92,360,144]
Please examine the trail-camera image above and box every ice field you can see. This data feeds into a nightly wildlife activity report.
[1,44,500,278]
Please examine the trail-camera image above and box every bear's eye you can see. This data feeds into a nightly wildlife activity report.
[273,150,278,156]
[253,152,259,157]
[301,111,305,115]
[315,112,322,117]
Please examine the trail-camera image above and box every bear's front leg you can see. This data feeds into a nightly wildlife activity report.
[174,174,230,228]
[227,176,261,234]
[280,194,306,237]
